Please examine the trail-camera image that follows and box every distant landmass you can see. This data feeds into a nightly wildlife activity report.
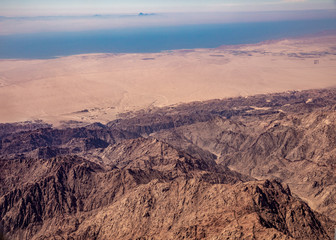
[138,12,156,16]
[0,18,335,59]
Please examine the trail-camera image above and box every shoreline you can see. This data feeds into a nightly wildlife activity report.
[1,29,334,61]
[1,19,336,60]
[0,33,335,125]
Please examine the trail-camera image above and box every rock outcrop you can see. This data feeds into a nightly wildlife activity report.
[1,88,336,239]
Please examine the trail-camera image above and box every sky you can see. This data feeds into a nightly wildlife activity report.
[0,0,335,16]
[0,0,335,35]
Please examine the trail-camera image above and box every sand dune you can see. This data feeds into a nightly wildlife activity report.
[0,34,335,125]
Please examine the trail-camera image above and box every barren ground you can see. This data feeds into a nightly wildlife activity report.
[0,34,335,125]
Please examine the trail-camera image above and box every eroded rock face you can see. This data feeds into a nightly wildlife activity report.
[152,102,336,221]
[0,150,333,239]
[1,88,336,239]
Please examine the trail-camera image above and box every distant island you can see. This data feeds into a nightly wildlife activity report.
[138,12,156,16]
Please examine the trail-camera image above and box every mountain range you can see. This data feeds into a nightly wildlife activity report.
[1,88,336,239]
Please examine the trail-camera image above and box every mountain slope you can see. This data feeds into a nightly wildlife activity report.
[1,88,336,239]
[152,105,336,220]
[1,143,334,239]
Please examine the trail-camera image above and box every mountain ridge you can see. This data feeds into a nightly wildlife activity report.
[1,88,336,239]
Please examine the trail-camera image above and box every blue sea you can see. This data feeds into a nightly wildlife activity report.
[0,18,335,59]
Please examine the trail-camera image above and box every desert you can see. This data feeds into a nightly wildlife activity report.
[0,33,335,125]
[1,24,336,239]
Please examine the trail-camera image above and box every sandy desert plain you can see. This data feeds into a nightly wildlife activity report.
[0,33,335,125]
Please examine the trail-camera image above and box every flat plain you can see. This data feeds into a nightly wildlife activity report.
[0,33,335,125]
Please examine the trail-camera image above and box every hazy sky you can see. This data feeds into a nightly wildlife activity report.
[1,0,335,16]
[0,0,335,35]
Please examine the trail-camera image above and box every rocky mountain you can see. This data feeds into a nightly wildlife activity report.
[151,94,336,221]
[1,88,336,239]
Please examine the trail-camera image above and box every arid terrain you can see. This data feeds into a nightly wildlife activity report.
[1,33,336,239]
[0,33,335,125]
[1,88,336,239]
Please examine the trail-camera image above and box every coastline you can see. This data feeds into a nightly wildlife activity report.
[1,18,336,59]
[0,33,335,125]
